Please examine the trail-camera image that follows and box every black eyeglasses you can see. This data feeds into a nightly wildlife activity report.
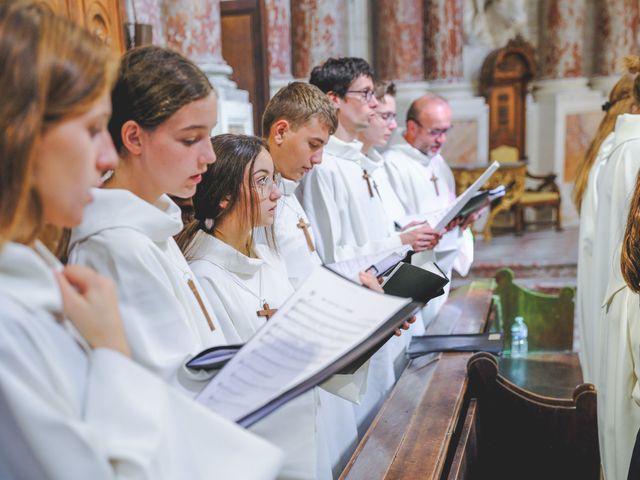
[345,88,375,103]
[408,118,453,137]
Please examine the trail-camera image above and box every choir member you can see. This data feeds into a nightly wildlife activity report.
[0,3,282,478]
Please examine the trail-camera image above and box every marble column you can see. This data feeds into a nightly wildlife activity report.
[538,0,586,81]
[591,0,639,94]
[291,0,346,80]
[423,0,464,82]
[417,0,488,166]
[533,0,603,227]
[162,0,252,133]
[266,0,293,97]
[373,0,423,82]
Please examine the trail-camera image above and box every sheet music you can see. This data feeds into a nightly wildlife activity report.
[196,266,410,422]
[433,161,500,230]
[325,245,412,280]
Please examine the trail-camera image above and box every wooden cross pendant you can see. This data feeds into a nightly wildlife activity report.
[297,217,316,252]
[257,302,278,320]
[187,278,216,331]
[362,169,374,198]
[430,172,440,196]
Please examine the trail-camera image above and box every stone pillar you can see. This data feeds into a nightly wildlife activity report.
[414,0,488,167]
[591,0,639,94]
[539,0,586,81]
[533,0,603,227]
[423,0,464,82]
[266,0,293,97]
[291,0,346,80]
[162,0,252,134]
[372,0,423,82]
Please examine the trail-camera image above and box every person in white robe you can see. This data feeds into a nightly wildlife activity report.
[181,134,364,479]
[302,58,440,434]
[576,132,614,384]
[598,169,640,480]
[384,94,475,327]
[68,46,230,396]
[0,7,283,478]
[591,112,640,388]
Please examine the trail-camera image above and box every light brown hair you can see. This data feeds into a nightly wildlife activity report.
[0,1,117,247]
[261,81,337,138]
[573,64,637,212]
[621,171,640,292]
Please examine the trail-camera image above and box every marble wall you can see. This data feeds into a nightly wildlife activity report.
[563,112,603,182]
[442,120,479,166]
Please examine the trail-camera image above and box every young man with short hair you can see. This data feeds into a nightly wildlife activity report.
[300,58,440,265]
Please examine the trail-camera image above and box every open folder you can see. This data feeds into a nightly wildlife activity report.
[195,264,447,428]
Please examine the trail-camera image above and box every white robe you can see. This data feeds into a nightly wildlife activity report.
[188,232,360,479]
[591,114,640,387]
[383,137,474,325]
[298,135,404,435]
[0,241,283,479]
[599,248,640,480]
[298,135,403,264]
[576,132,615,383]
[68,188,230,395]
[256,177,322,290]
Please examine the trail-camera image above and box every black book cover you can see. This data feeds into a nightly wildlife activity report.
[407,332,503,359]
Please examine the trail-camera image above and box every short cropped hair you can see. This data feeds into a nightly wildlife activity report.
[309,57,375,97]
[375,81,396,103]
[261,81,338,137]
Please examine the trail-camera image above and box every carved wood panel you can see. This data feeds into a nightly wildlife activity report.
[480,37,536,160]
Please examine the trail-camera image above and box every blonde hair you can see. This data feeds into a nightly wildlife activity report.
[0,1,117,247]
[573,58,638,212]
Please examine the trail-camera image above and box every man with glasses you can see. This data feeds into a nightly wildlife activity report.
[384,94,476,328]
[300,58,440,435]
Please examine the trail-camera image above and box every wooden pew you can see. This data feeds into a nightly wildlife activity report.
[340,280,495,479]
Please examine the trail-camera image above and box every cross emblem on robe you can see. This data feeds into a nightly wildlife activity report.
[256,302,277,320]
[187,278,216,331]
[362,169,374,198]
[297,217,315,252]
[430,172,440,196]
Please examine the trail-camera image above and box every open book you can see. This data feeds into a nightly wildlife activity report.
[195,265,444,427]
[325,245,413,280]
[457,185,506,220]
[429,161,500,230]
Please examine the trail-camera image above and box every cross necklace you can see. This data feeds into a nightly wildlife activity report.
[281,196,315,252]
[430,171,440,196]
[362,168,374,198]
[208,260,277,320]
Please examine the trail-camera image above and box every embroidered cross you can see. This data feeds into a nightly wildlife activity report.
[256,302,278,320]
[430,172,440,196]
[362,169,374,198]
[297,217,315,252]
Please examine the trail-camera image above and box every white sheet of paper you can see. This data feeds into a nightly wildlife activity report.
[325,245,412,281]
[433,161,500,230]
[195,266,410,422]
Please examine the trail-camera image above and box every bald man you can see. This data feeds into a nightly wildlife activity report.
[383,94,475,328]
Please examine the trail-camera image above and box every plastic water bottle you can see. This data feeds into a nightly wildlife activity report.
[511,316,528,357]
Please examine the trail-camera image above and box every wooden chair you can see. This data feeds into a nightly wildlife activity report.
[447,352,599,480]
[513,171,562,235]
[493,268,574,351]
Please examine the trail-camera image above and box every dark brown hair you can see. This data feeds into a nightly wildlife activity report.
[621,172,640,292]
[0,1,117,247]
[261,81,337,137]
[177,134,275,258]
[109,45,213,153]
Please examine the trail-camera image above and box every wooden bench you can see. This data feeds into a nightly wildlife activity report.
[448,352,599,480]
[340,280,495,479]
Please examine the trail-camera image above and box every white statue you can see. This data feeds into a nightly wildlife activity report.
[464,0,528,49]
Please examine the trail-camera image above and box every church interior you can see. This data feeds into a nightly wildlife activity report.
[4,0,640,479]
